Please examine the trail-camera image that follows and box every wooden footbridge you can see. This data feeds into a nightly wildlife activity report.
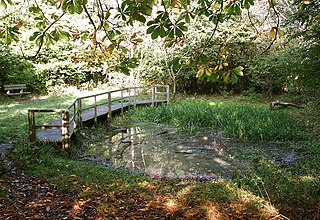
[28,85,169,149]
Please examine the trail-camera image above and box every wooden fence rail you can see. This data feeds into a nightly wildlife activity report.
[28,85,169,149]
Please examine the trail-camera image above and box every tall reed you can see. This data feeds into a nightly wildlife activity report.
[128,98,311,141]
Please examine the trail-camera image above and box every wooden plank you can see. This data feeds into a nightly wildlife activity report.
[4,84,30,96]
[4,84,27,90]
[37,118,75,142]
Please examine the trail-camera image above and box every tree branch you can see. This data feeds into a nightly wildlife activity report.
[31,12,66,59]
[262,5,280,53]
[206,1,223,45]
[247,9,259,34]
[83,3,97,31]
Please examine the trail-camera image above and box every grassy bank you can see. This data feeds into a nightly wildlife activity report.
[4,143,279,219]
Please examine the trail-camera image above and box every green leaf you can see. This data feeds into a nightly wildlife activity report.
[231,72,238,83]
[140,5,152,16]
[0,0,7,10]
[132,38,143,43]
[269,27,276,39]
[151,28,159,39]
[185,13,190,23]
[75,2,83,14]
[278,28,285,37]
[205,69,212,76]
[136,15,146,23]
[233,66,244,76]
[243,2,250,9]
[223,71,231,83]
[35,35,43,47]
[68,3,75,14]
[146,26,155,34]
[29,32,40,41]
[178,23,188,32]
[159,28,167,38]
[53,31,60,41]
[268,0,277,7]
[176,28,183,37]
[196,65,205,78]
[234,5,241,15]
[164,40,174,47]
[61,31,71,40]
[107,44,115,53]
[172,57,181,71]
[119,67,130,75]
[168,29,174,38]
[227,5,234,15]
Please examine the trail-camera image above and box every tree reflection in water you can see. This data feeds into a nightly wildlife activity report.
[81,122,237,179]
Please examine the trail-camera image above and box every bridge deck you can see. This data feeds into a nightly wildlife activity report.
[37,100,163,142]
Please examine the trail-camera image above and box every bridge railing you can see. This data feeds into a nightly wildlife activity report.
[28,85,169,149]
[28,109,71,150]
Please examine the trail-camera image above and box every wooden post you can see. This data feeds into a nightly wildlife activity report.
[73,102,76,125]
[78,98,83,127]
[94,95,97,125]
[128,89,131,110]
[108,92,112,122]
[62,110,70,150]
[166,85,170,104]
[155,86,158,102]
[151,86,156,106]
[73,102,77,134]
[28,110,36,142]
[121,89,124,115]
[133,87,137,106]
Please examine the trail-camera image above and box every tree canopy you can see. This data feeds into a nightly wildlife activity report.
[0,0,319,88]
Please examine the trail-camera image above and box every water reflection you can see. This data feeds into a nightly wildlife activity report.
[81,122,236,178]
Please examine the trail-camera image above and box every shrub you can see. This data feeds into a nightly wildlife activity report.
[0,49,38,92]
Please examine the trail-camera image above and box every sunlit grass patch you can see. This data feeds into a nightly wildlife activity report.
[0,95,76,142]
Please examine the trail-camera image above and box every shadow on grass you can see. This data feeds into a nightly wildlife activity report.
[234,141,320,220]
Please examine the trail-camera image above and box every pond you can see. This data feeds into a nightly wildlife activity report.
[79,122,300,179]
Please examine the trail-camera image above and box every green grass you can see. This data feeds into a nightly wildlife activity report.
[0,95,76,143]
[126,98,312,141]
[233,140,320,218]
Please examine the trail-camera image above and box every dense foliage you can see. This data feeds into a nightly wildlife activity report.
[0,49,36,88]
[0,0,318,97]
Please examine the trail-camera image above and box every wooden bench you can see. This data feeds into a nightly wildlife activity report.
[4,84,31,97]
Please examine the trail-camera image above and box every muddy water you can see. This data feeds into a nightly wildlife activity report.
[80,122,235,178]
[79,122,300,179]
